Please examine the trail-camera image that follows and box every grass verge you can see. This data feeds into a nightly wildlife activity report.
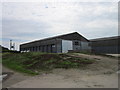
[2,52,95,75]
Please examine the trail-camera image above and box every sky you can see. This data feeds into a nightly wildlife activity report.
[1,0,118,50]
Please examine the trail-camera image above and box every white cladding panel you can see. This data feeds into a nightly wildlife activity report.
[62,40,73,53]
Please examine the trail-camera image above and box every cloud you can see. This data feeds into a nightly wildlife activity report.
[1,0,119,2]
[0,2,2,44]
[2,2,118,50]
[2,19,52,40]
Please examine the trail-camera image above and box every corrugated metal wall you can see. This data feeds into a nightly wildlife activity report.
[20,39,57,53]
[92,46,118,54]
[91,37,119,54]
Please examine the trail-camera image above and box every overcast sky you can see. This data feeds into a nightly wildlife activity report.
[1,1,118,50]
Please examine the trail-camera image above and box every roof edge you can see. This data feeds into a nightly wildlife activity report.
[90,36,120,41]
[20,32,89,45]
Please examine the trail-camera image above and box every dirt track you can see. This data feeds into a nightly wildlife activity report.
[2,53,118,88]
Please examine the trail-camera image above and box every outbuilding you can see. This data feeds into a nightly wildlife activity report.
[90,36,120,54]
[20,32,91,53]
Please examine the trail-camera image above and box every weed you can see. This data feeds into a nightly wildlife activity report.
[2,52,95,75]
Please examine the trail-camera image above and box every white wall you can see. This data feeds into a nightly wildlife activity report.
[62,40,73,53]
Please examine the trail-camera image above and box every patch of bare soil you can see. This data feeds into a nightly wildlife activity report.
[5,53,118,88]
[9,69,118,88]
[2,65,31,88]
[71,53,118,72]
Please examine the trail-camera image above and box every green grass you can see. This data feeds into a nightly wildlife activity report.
[3,60,37,75]
[2,52,95,75]
[2,52,39,75]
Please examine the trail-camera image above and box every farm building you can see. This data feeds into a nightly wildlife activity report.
[90,36,120,54]
[0,45,9,53]
[20,32,91,53]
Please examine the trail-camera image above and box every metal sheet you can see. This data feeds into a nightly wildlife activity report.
[81,42,91,50]
[62,40,73,53]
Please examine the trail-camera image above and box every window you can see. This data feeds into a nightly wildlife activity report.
[75,42,79,45]
[52,44,55,47]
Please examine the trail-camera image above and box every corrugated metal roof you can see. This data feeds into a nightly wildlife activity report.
[20,32,89,45]
[90,36,120,41]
